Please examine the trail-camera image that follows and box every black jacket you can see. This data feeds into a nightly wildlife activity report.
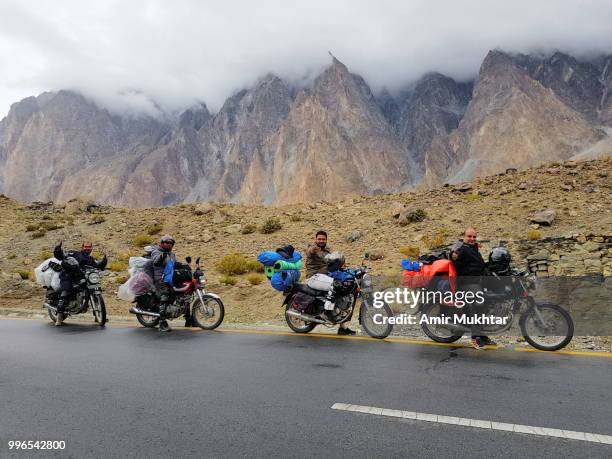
[451,241,486,277]
[53,245,108,270]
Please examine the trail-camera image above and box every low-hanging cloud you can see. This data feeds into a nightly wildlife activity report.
[1,0,611,118]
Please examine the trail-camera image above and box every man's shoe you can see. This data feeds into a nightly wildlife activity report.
[480,336,497,346]
[184,315,195,327]
[471,337,484,350]
[338,327,356,336]
[159,320,171,332]
[55,314,63,326]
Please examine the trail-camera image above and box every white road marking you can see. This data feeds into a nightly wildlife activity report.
[331,403,612,445]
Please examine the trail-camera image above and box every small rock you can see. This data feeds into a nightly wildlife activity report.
[201,233,214,243]
[561,184,573,191]
[367,249,385,261]
[583,185,596,193]
[568,210,578,217]
[224,224,242,235]
[345,230,363,243]
[211,212,226,224]
[455,183,472,192]
[582,241,601,253]
[530,209,556,226]
[518,182,528,190]
[388,201,406,219]
[194,203,214,215]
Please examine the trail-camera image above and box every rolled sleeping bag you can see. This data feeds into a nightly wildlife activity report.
[400,259,422,272]
[270,269,300,292]
[257,251,284,267]
[273,259,303,271]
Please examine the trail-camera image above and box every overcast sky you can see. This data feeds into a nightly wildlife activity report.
[1,0,611,118]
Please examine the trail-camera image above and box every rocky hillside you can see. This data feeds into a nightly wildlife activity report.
[0,51,610,207]
[1,158,610,328]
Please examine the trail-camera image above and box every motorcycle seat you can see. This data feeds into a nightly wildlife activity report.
[293,283,322,297]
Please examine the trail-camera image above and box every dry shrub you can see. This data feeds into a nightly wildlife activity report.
[527,229,542,240]
[246,273,265,285]
[133,234,154,248]
[219,275,237,285]
[215,253,249,275]
[399,246,420,259]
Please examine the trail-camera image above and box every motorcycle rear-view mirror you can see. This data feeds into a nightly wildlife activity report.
[185,256,192,264]
[195,257,200,265]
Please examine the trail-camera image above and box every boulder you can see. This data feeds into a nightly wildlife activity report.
[530,209,556,226]
[388,201,405,219]
[194,203,214,215]
[345,230,363,243]
[367,249,385,261]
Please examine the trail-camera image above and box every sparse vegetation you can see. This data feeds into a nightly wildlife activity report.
[90,215,106,225]
[399,246,420,259]
[464,193,482,202]
[259,217,282,234]
[116,249,141,262]
[246,273,265,285]
[7,253,17,260]
[39,250,53,260]
[241,223,257,234]
[245,259,265,273]
[133,234,154,248]
[114,275,129,285]
[403,208,427,224]
[30,230,46,239]
[107,261,128,272]
[288,214,302,222]
[146,223,163,235]
[423,231,448,249]
[215,253,249,275]
[219,275,237,285]
[25,224,38,232]
[527,229,542,240]
[40,221,63,231]
[14,269,31,280]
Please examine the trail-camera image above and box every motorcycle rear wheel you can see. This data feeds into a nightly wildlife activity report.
[136,314,160,328]
[285,302,317,334]
[420,303,463,343]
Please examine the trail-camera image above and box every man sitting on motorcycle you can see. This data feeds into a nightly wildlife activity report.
[305,230,356,336]
[450,228,496,349]
[52,241,107,326]
[150,235,179,332]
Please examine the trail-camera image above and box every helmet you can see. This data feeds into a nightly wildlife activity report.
[489,247,511,272]
[325,252,345,272]
[160,235,175,244]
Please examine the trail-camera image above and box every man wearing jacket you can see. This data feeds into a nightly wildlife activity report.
[150,235,177,332]
[52,241,107,326]
[305,230,356,336]
[450,228,496,349]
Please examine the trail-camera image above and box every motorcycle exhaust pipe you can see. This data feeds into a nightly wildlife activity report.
[44,303,56,312]
[286,309,329,325]
[129,307,160,318]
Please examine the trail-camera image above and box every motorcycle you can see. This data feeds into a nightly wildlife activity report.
[419,268,574,351]
[44,266,107,326]
[129,257,225,330]
[282,260,394,339]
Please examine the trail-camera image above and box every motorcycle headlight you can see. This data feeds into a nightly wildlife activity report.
[361,274,372,288]
[199,275,206,285]
[88,272,101,284]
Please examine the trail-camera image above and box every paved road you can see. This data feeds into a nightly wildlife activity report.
[1,318,611,458]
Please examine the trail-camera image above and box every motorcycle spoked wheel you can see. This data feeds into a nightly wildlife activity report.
[47,307,66,325]
[136,314,160,328]
[91,295,107,327]
[519,303,574,351]
[419,303,463,343]
[284,300,317,334]
[191,295,225,330]
[359,294,393,339]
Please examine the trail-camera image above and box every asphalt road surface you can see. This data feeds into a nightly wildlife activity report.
[1,318,611,458]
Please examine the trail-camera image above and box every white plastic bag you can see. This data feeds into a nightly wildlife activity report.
[306,273,334,292]
[50,271,61,291]
[34,257,61,287]
[117,272,154,302]
[128,257,150,275]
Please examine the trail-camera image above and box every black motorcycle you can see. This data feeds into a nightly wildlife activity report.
[44,266,107,326]
[283,264,394,339]
[419,268,574,351]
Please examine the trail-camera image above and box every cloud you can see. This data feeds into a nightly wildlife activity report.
[1,0,611,118]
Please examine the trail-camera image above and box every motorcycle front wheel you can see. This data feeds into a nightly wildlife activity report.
[360,295,393,339]
[47,307,66,325]
[192,294,225,330]
[91,294,107,327]
[520,303,573,351]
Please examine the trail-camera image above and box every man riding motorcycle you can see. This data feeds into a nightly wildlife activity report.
[52,241,107,326]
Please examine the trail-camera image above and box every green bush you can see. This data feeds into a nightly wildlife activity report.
[259,217,282,234]
[404,208,427,223]
[40,221,63,231]
[7,253,17,260]
[146,223,163,235]
[114,275,129,285]
[423,232,447,249]
[215,253,249,275]
[241,223,257,234]
[14,269,31,280]
[246,273,265,285]
[464,193,482,202]
[133,234,154,248]
[39,250,53,260]
[116,249,140,262]
[399,246,420,258]
[107,261,128,272]
[25,224,38,232]
[30,230,46,239]
[527,229,542,241]
[245,259,265,273]
[90,215,106,225]
[219,275,237,285]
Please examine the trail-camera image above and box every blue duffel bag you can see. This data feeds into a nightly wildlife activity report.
[270,270,300,292]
